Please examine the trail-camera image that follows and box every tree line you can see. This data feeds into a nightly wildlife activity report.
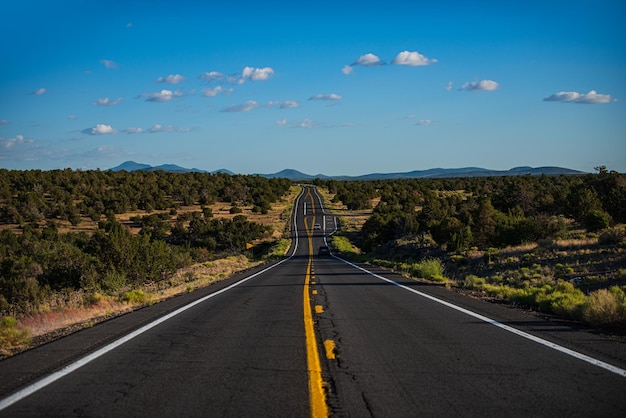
[0,169,292,316]
[316,167,626,252]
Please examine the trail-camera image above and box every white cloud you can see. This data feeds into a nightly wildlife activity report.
[445,81,454,91]
[93,97,123,106]
[33,88,47,95]
[241,66,274,81]
[267,100,299,109]
[2,134,32,149]
[309,93,342,101]
[543,90,615,104]
[459,80,500,92]
[354,53,383,66]
[276,118,288,127]
[124,127,144,134]
[68,115,77,120]
[416,119,433,126]
[100,59,119,69]
[221,100,260,112]
[149,124,175,133]
[202,86,233,97]
[296,118,315,128]
[82,124,118,135]
[139,89,184,102]
[199,71,225,82]
[341,65,353,75]
[391,50,437,66]
[0,120,9,125]
[156,74,186,84]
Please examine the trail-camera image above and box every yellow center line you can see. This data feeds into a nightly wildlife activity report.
[323,340,336,360]
[303,190,328,417]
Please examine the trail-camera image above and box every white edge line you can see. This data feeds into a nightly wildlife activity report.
[333,255,626,378]
[0,187,308,411]
[313,183,624,377]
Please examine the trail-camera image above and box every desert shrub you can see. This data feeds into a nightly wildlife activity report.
[582,287,626,330]
[413,258,446,282]
[273,239,291,256]
[120,289,148,305]
[598,226,625,245]
[332,235,357,254]
[0,316,31,353]
[584,210,611,232]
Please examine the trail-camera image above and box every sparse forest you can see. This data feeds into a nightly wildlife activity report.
[0,169,292,319]
[319,167,626,332]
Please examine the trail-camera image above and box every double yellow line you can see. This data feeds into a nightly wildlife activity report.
[302,189,328,417]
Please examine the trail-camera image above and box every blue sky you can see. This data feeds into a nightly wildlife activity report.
[1,0,624,175]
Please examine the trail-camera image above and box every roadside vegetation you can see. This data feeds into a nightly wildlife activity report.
[0,169,296,356]
[319,167,626,334]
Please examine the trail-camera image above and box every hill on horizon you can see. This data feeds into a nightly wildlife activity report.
[108,161,586,179]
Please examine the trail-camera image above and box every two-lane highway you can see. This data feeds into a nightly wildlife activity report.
[1,186,625,417]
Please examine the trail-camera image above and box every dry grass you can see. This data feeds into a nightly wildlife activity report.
[18,297,132,338]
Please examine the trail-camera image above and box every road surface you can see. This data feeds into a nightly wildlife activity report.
[1,186,625,417]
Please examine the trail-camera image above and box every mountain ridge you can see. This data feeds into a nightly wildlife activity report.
[108,161,586,179]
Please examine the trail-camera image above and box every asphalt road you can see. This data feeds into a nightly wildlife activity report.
[1,186,625,417]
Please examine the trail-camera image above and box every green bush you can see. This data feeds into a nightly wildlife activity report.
[582,287,626,329]
[598,226,625,245]
[583,209,611,232]
[0,316,31,352]
[413,258,446,282]
[332,235,357,254]
[121,289,148,305]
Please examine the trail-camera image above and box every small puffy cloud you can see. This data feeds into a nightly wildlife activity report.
[459,80,500,92]
[267,100,299,109]
[93,97,123,106]
[276,118,288,127]
[198,71,225,82]
[416,119,433,126]
[221,100,260,112]
[543,90,616,104]
[0,120,9,125]
[341,65,353,75]
[139,89,183,102]
[445,81,454,91]
[200,67,274,85]
[202,86,233,97]
[391,50,437,66]
[2,134,33,149]
[100,59,119,69]
[296,118,315,129]
[241,66,274,81]
[82,124,118,135]
[156,74,186,84]
[149,124,175,133]
[68,115,77,120]
[33,88,47,95]
[309,93,342,101]
[124,127,144,134]
[354,53,383,66]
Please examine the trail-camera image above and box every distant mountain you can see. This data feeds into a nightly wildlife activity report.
[258,166,586,181]
[260,169,329,180]
[108,161,206,173]
[108,162,586,179]
[109,161,152,172]
[211,168,235,175]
